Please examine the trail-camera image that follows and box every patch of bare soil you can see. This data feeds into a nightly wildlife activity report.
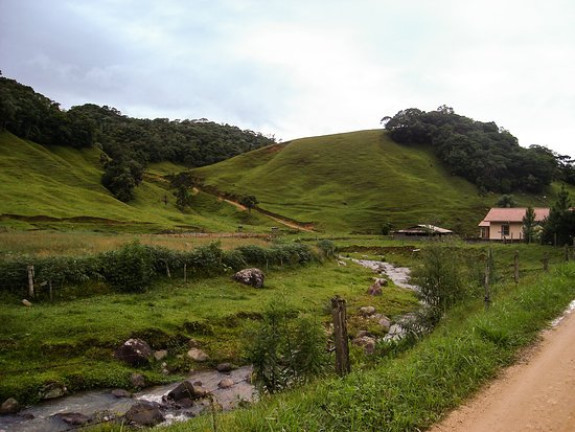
[429,305,575,432]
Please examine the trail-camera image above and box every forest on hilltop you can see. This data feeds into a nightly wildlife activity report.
[383,106,575,194]
[0,75,275,201]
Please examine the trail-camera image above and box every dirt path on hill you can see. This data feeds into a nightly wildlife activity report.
[429,302,575,432]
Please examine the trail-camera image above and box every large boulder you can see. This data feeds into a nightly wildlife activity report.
[232,268,265,288]
[166,381,208,402]
[124,401,165,427]
[115,338,153,366]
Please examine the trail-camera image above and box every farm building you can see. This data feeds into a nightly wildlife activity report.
[394,224,454,238]
[478,207,549,241]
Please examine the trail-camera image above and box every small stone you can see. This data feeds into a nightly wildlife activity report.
[0,397,20,415]
[216,363,235,373]
[21,299,32,307]
[352,336,377,355]
[111,389,132,398]
[53,412,91,426]
[187,348,209,362]
[379,318,391,332]
[154,349,168,361]
[359,306,376,316]
[41,383,67,400]
[218,378,234,389]
[130,373,146,388]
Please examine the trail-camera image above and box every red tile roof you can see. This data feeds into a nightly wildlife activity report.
[479,207,549,225]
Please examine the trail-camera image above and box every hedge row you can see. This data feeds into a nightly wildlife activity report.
[0,241,333,298]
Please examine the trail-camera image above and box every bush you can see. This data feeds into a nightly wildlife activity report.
[100,241,154,292]
[245,301,329,393]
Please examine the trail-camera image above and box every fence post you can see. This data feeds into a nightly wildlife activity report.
[183,264,187,283]
[27,265,35,298]
[331,296,350,376]
[484,249,492,311]
[514,250,519,284]
[565,245,570,262]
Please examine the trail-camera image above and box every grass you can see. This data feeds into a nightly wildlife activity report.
[0,132,276,233]
[0,258,418,404]
[151,260,575,432]
[192,130,575,235]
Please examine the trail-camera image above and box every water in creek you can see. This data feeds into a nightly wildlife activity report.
[0,366,255,432]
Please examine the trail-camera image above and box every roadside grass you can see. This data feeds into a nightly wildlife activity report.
[0,259,418,405]
[153,262,575,432]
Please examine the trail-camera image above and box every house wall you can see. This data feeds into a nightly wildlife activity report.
[488,222,524,241]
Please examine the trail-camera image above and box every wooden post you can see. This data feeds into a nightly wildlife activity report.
[49,280,53,301]
[484,249,492,311]
[165,261,171,278]
[331,296,350,376]
[183,264,187,283]
[542,253,549,272]
[514,250,519,284]
[27,265,35,298]
[565,245,570,262]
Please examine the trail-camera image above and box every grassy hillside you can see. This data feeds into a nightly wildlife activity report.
[193,130,554,234]
[0,132,272,232]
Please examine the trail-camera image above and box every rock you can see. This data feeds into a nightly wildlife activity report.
[352,336,377,355]
[216,362,235,373]
[367,281,382,296]
[218,378,234,389]
[232,268,265,288]
[167,381,208,402]
[111,389,132,398]
[0,397,20,415]
[41,383,67,400]
[187,338,200,348]
[53,412,91,426]
[187,348,209,362]
[114,338,153,366]
[378,317,392,332]
[130,373,147,388]
[21,299,32,307]
[337,260,347,267]
[124,401,165,427]
[372,277,388,286]
[154,349,168,361]
[355,329,371,339]
[359,306,376,316]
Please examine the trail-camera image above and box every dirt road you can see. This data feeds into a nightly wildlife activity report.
[429,302,575,432]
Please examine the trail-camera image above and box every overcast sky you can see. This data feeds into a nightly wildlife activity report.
[1,0,574,156]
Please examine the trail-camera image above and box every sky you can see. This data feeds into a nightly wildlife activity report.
[1,0,574,156]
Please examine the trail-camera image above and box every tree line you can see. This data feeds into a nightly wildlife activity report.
[0,74,275,201]
[382,106,575,194]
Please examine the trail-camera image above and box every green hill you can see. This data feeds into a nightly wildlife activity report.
[192,130,561,234]
[0,132,272,232]
[1,129,570,235]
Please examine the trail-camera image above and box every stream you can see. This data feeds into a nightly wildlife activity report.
[0,366,255,432]
[0,259,417,432]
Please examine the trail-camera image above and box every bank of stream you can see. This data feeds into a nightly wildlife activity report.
[0,259,419,432]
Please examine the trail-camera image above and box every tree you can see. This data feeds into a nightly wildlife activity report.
[240,195,259,213]
[542,186,575,246]
[522,206,536,243]
[496,194,516,208]
[174,185,191,211]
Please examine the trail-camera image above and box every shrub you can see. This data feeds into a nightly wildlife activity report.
[245,301,329,393]
[100,241,155,292]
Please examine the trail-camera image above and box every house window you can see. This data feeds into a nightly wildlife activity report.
[502,224,510,237]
